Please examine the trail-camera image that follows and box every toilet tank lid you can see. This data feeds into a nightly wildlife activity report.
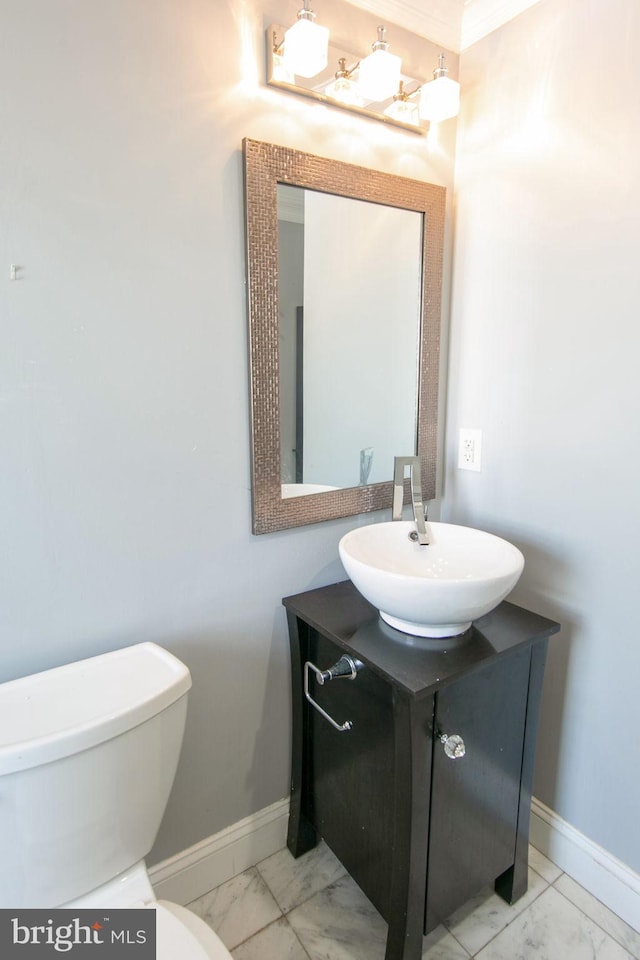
[0,643,192,776]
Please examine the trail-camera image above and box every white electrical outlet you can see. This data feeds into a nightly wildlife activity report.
[458,428,482,471]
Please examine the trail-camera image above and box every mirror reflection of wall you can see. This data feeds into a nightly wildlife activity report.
[277,184,422,495]
[277,186,304,486]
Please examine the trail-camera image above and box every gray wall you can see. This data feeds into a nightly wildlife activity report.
[448,0,640,872]
[0,0,456,864]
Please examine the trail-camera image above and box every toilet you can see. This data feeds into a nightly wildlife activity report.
[0,642,232,959]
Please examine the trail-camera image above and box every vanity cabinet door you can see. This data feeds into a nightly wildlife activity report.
[425,648,531,931]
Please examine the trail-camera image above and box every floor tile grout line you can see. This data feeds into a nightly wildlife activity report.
[231,915,314,959]
[232,915,284,950]
[255,864,547,960]
[222,865,286,953]
[230,913,284,952]
[223,853,631,959]
[256,862,556,959]
[445,925,474,959]
[452,866,552,958]
[251,857,350,958]
[550,875,640,959]
[291,920,315,960]
[445,926,473,959]
[255,858,349,919]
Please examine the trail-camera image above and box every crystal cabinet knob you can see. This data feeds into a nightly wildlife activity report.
[439,732,466,759]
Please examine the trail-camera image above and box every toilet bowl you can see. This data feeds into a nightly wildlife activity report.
[0,642,233,960]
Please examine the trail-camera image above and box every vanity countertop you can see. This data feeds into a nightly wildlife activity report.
[283,580,560,700]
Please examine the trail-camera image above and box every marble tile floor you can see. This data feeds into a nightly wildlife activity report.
[187,841,640,960]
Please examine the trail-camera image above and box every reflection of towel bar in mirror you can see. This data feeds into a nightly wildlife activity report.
[243,138,446,535]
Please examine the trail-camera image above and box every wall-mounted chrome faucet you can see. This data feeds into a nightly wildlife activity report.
[392,456,429,545]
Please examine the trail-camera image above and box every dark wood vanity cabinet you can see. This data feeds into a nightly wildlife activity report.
[283,581,560,960]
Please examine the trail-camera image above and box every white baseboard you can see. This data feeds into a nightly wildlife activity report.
[149,794,640,935]
[531,797,640,933]
[148,798,290,906]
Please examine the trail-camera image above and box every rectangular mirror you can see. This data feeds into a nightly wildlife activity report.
[243,138,445,534]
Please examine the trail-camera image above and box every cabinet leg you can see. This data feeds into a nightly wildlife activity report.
[287,612,319,859]
[287,808,318,859]
[495,861,527,904]
[495,639,548,906]
[383,692,434,960]
[384,916,423,960]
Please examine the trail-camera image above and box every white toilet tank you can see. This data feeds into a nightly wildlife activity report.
[0,643,192,908]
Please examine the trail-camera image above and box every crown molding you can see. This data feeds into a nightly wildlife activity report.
[345,0,465,52]
[345,0,542,53]
[461,0,542,49]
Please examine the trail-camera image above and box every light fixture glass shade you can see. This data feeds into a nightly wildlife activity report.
[384,97,419,126]
[327,75,363,106]
[283,17,329,78]
[418,55,460,122]
[357,27,401,102]
[419,76,460,121]
[326,58,362,106]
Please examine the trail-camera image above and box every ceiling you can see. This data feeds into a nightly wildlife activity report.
[345,0,542,52]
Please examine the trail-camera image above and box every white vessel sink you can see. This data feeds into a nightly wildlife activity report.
[339,521,524,639]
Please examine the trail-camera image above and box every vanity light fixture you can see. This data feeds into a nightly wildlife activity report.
[357,26,402,102]
[281,0,329,79]
[383,54,460,127]
[419,53,460,123]
[266,18,460,135]
[383,81,420,126]
[326,58,363,106]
